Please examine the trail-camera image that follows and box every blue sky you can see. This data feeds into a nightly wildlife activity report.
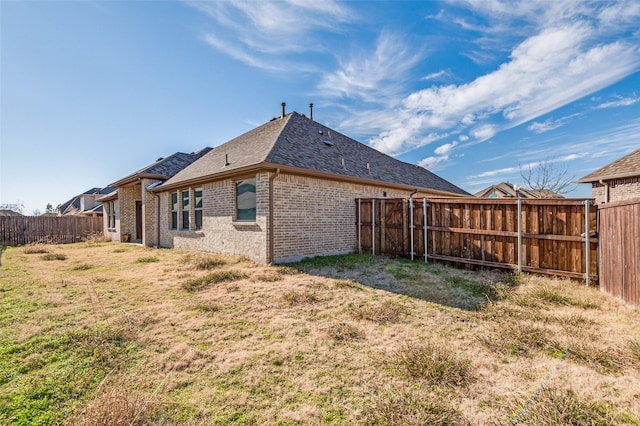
[2,0,639,214]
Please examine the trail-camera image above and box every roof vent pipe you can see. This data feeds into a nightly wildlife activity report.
[309,103,314,121]
[281,102,286,118]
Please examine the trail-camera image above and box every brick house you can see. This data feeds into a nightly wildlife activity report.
[474,182,562,199]
[59,187,116,217]
[99,149,211,244]
[577,148,640,204]
[105,111,468,263]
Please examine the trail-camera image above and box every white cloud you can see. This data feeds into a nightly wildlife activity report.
[435,141,458,155]
[470,124,496,141]
[317,30,423,103]
[422,70,451,81]
[359,18,640,155]
[597,96,640,109]
[418,155,450,170]
[528,120,560,134]
[192,0,353,68]
[528,113,581,134]
[469,166,519,179]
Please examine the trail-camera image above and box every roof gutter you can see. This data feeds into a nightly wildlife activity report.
[152,162,468,198]
[576,171,640,183]
[110,173,169,188]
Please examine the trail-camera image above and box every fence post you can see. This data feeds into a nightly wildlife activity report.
[357,199,362,254]
[371,200,375,255]
[409,198,415,260]
[584,199,591,287]
[423,198,428,263]
[517,198,522,273]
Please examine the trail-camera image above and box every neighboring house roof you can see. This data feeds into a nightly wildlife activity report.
[160,112,469,195]
[577,148,640,183]
[59,187,116,215]
[109,148,212,187]
[0,209,24,217]
[474,182,562,198]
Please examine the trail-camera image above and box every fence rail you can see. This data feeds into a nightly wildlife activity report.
[0,216,103,246]
[357,198,598,284]
[597,198,639,307]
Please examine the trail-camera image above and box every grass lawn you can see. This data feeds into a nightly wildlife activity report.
[0,242,639,425]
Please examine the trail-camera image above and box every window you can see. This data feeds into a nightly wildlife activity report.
[194,188,203,230]
[236,177,256,221]
[181,190,190,230]
[170,192,178,229]
[106,201,116,229]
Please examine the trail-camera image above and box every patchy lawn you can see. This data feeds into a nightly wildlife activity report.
[0,243,638,425]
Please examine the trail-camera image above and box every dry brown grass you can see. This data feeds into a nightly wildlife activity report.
[1,244,639,425]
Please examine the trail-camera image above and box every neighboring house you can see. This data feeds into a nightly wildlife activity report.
[0,209,24,217]
[577,148,640,204]
[59,187,117,216]
[99,149,212,244]
[106,110,468,263]
[474,182,562,199]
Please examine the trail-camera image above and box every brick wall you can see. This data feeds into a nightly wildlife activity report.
[141,178,158,247]
[159,172,269,263]
[591,178,640,204]
[157,170,453,263]
[118,184,140,242]
[271,173,433,263]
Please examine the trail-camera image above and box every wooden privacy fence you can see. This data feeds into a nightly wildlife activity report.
[0,216,103,246]
[356,198,598,284]
[597,198,639,307]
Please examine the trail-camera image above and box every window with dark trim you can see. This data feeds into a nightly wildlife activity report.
[194,188,203,230]
[181,190,190,230]
[236,177,256,221]
[170,192,178,229]
[106,201,116,229]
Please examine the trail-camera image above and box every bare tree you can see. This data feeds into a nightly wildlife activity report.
[520,160,576,195]
[0,202,24,214]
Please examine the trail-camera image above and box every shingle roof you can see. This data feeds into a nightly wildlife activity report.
[474,182,562,198]
[0,209,23,217]
[110,148,212,187]
[577,148,640,183]
[162,112,468,195]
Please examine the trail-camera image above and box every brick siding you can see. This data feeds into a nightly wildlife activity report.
[156,170,450,263]
[159,172,270,263]
[118,185,141,242]
[271,173,433,263]
[591,178,640,204]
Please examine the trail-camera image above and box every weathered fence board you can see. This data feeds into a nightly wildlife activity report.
[0,216,103,246]
[357,198,598,284]
[598,198,639,307]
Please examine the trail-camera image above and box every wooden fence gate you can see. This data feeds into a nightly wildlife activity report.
[357,198,598,285]
[597,198,639,307]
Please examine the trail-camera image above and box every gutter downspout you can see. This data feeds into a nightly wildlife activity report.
[599,179,609,203]
[156,193,160,248]
[268,168,281,264]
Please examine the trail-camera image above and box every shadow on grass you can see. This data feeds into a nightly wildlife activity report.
[285,254,518,311]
